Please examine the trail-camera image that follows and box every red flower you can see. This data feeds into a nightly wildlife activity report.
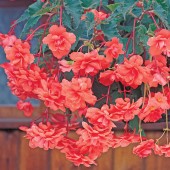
[81,9,108,24]
[76,122,113,160]
[115,55,151,89]
[34,77,66,111]
[4,39,34,68]
[43,25,76,59]
[112,133,142,148]
[17,100,33,117]
[104,37,124,62]
[154,144,163,156]
[0,33,17,47]
[164,87,170,106]
[102,97,142,122]
[145,55,169,87]
[99,70,116,86]
[61,78,97,111]
[1,63,47,100]
[58,60,73,72]
[139,92,169,122]
[133,139,155,158]
[70,50,109,76]
[20,122,67,150]
[160,144,170,157]
[60,137,97,167]
[147,29,170,57]
[90,9,108,23]
[85,107,116,130]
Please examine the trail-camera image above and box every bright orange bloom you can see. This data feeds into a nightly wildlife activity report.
[102,97,142,122]
[61,78,97,111]
[20,122,67,150]
[76,122,113,160]
[90,9,108,23]
[112,132,142,148]
[1,63,47,100]
[17,100,33,117]
[34,77,66,111]
[104,37,124,62]
[4,39,34,68]
[43,25,76,59]
[147,29,170,57]
[99,70,116,86]
[85,107,116,130]
[138,92,169,122]
[160,144,170,157]
[133,139,155,158]
[115,55,151,88]
[145,55,169,87]
[81,9,108,24]
[0,33,16,47]
[70,50,109,76]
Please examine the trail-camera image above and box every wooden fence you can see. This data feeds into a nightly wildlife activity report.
[0,106,170,170]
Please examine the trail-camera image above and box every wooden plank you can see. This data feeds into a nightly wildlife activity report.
[112,132,144,170]
[0,130,20,170]
[19,132,50,170]
[145,131,170,170]
[0,0,33,7]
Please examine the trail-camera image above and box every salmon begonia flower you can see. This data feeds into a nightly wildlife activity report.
[133,139,155,158]
[34,77,66,111]
[1,63,47,100]
[99,70,116,86]
[76,122,113,160]
[101,97,143,122]
[17,100,33,117]
[147,29,170,57]
[20,122,67,150]
[138,92,169,122]
[145,55,169,87]
[4,39,34,68]
[0,33,17,47]
[112,133,142,148]
[85,107,116,130]
[104,37,124,62]
[81,9,108,24]
[43,25,76,59]
[115,55,151,89]
[61,78,97,112]
[70,50,109,76]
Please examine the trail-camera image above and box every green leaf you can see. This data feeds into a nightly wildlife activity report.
[85,12,95,35]
[153,1,169,28]
[116,0,137,19]
[71,22,84,50]
[107,3,120,12]
[64,0,83,29]
[15,1,43,24]
[101,20,120,39]
[62,10,72,30]
[147,23,157,36]
[129,116,145,136]
[136,24,149,49]
[33,7,54,17]
[21,16,41,37]
[80,0,99,8]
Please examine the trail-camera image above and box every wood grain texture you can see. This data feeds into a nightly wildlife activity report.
[19,132,50,170]
[0,129,170,170]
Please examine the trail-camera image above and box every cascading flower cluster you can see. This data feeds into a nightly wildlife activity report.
[0,0,170,167]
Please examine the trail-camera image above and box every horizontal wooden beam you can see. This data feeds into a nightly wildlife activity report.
[0,0,33,7]
[0,117,168,131]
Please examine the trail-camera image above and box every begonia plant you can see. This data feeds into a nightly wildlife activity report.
[0,0,170,167]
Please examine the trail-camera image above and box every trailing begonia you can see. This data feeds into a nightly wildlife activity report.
[0,0,170,167]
